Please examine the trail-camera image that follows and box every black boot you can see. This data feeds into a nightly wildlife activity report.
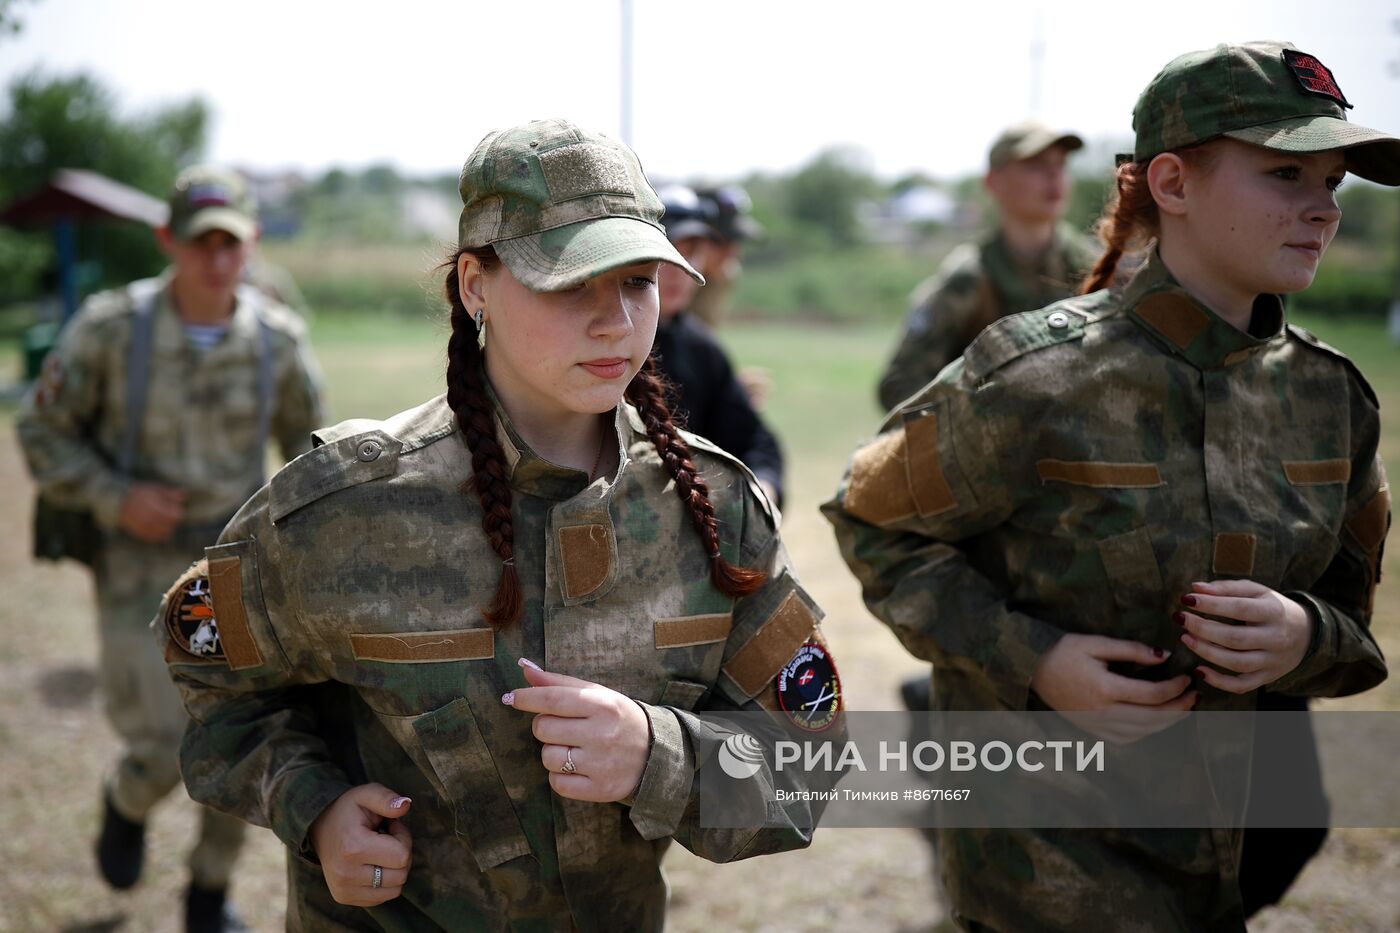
[96,791,145,890]
[185,881,249,933]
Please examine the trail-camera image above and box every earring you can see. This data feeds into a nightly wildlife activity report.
[473,308,484,332]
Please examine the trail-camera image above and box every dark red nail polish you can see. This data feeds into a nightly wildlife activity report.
[1195,666,1209,679]
[1180,594,1197,607]
[1153,647,1165,658]
[1173,611,1186,626]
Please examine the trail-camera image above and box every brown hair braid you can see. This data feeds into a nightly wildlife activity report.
[443,247,765,625]
[1079,143,1222,295]
[624,358,767,598]
[444,246,521,626]
[1079,160,1156,295]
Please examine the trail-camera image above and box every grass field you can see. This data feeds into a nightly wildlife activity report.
[0,309,1397,931]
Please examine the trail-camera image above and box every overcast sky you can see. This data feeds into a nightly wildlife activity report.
[4,0,1399,183]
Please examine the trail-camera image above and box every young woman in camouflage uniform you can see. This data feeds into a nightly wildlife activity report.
[155,120,842,930]
[826,42,1394,931]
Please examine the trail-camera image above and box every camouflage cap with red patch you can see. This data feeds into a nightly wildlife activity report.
[1132,41,1400,185]
[457,119,703,291]
[168,165,258,241]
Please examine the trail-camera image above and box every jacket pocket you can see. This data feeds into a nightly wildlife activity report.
[1097,526,1165,611]
[409,697,531,871]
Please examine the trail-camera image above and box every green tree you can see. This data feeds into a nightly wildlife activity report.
[0,69,208,300]
[782,146,880,245]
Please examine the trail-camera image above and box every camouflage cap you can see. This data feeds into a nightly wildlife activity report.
[1132,41,1400,185]
[987,121,1083,170]
[168,166,257,242]
[458,119,703,291]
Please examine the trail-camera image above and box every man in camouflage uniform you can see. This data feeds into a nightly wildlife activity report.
[151,120,840,930]
[17,166,325,931]
[877,121,1098,412]
[826,42,1393,930]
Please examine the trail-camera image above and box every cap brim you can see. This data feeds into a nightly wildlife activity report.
[1224,116,1400,186]
[181,208,257,242]
[494,217,705,291]
[994,131,1085,168]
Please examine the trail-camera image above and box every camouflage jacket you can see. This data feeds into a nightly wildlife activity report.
[876,225,1098,411]
[156,393,839,932]
[16,273,325,530]
[826,251,1388,929]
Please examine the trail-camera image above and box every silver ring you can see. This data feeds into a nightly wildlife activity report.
[372,864,383,889]
[562,747,577,774]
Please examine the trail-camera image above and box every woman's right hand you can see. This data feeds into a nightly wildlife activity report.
[308,784,413,906]
[1030,634,1197,744]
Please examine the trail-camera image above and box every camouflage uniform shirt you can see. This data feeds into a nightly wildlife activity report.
[157,392,840,932]
[17,273,325,529]
[825,251,1388,931]
[876,225,1098,411]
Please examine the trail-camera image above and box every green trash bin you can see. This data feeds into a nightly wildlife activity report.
[22,321,60,380]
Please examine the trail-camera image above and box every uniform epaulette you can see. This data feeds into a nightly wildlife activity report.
[271,423,403,523]
[963,297,1103,383]
[674,423,778,523]
[1286,323,1379,409]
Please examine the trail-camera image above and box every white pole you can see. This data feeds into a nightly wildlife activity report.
[1029,8,1044,116]
[620,0,634,145]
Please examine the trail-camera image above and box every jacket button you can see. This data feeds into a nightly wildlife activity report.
[357,439,382,462]
[1047,311,1070,329]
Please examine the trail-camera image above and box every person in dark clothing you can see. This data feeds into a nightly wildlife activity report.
[650,185,784,508]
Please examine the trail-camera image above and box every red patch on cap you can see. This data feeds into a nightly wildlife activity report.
[1283,49,1352,110]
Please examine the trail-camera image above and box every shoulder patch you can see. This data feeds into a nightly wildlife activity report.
[776,636,842,732]
[270,428,402,523]
[162,560,224,664]
[962,302,1090,382]
[1286,324,1378,409]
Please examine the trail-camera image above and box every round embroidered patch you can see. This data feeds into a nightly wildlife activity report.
[777,639,842,732]
[165,574,224,660]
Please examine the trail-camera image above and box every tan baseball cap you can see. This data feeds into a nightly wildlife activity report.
[458,119,703,291]
[988,121,1084,170]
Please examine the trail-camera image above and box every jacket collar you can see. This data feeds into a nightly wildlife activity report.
[1121,250,1285,370]
[486,378,634,501]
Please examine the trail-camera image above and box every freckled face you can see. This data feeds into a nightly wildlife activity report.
[480,261,662,419]
[1180,139,1345,297]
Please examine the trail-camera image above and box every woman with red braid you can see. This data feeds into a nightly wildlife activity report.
[827,43,1394,930]
[152,120,842,931]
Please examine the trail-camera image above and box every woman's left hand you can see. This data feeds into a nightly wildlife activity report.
[1176,580,1314,694]
[504,658,651,802]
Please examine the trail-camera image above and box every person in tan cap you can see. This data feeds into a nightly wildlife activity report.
[17,164,325,932]
[877,120,1098,412]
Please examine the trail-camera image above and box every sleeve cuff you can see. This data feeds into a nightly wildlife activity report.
[269,766,355,865]
[88,474,133,530]
[1270,592,1330,694]
[990,612,1067,710]
[626,702,694,841]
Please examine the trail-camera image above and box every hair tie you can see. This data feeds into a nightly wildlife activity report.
[502,557,515,567]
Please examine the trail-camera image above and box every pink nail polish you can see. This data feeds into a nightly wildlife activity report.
[518,657,542,672]
[389,796,411,809]
[501,691,515,706]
